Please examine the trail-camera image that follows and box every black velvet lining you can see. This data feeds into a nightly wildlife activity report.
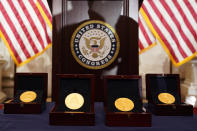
[106,79,143,113]
[56,78,91,112]
[14,75,45,103]
[149,76,181,104]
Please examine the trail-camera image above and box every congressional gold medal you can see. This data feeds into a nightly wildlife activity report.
[65,93,84,110]
[20,91,37,103]
[115,98,134,112]
[158,93,175,104]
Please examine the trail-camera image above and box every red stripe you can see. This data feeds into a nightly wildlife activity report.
[172,0,196,52]
[139,18,153,46]
[38,0,52,23]
[0,23,22,63]
[18,0,45,49]
[183,0,197,23]
[29,0,51,46]
[142,4,179,63]
[150,0,187,59]
[0,2,31,59]
[139,41,145,50]
[7,0,39,54]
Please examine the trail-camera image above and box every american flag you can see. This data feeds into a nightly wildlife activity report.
[139,11,156,54]
[0,0,52,66]
[139,0,197,67]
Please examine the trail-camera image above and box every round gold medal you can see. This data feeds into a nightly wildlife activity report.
[65,93,84,110]
[114,98,134,112]
[20,91,37,103]
[158,93,175,104]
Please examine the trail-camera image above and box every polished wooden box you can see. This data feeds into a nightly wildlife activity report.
[146,74,193,116]
[104,75,152,127]
[49,74,95,126]
[4,73,48,114]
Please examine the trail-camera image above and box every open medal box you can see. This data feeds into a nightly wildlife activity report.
[49,74,95,126]
[104,75,151,127]
[146,74,193,116]
[4,73,48,114]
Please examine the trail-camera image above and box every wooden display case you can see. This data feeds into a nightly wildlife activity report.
[4,73,48,114]
[104,75,152,127]
[49,74,95,126]
[146,74,193,116]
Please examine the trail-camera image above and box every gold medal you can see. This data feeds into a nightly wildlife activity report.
[158,93,175,104]
[114,98,134,112]
[65,93,84,110]
[20,91,37,103]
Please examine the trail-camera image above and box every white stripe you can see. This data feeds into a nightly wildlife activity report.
[139,12,155,43]
[139,28,149,48]
[0,11,26,62]
[23,1,48,47]
[167,1,197,50]
[155,0,193,56]
[42,0,52,16]
[188,0,197,16]
[13,0,43,52]
[143,0,184,62]
[3,1,35,57]
[179,0,197,35]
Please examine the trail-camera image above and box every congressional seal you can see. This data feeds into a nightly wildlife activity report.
[71,20,120,69]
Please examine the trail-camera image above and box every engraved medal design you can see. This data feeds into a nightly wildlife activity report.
[71,20,120,69]
[115,98,134,112]
[65,93,84,110]
[20,91,37,103]
[158,93,175,104]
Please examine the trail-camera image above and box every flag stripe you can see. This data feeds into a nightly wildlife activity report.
[0,2,31,59]
[7,0,39,55]
[167,1,197,52]
[18,0,45,50]
[140,0,197,66]
[142,2,180,62]
[150,0,188,58]
[139,13,155,44]
[12,0,43,52]
[175,0,197,40]
[139,18,152,46]
[0,0,52,66]
[188,0,197,22]
[29,0,51,47]
[183,0,197,23]
[139,41,145,50]
[0,11,26,62]
[37,0,52,23]
[139,12,156,54]
[0,23,22,63]
[139,29,148,49]
[2,0,36,58]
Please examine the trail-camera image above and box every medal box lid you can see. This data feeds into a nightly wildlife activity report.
[49,74,95,125]
[145,74,181,105]
[13,73,48,103]
[103,75,151,126]
[146,74,193,116]
[4,73,48,114]
[53,74,95,113]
